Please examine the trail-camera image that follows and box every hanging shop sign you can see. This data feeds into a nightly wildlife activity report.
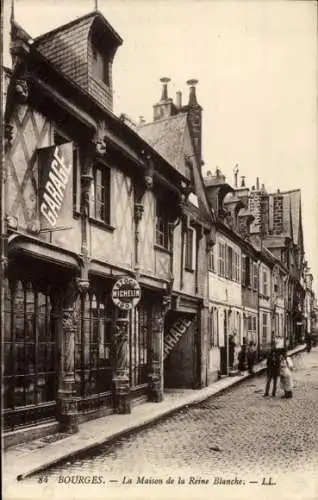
[37,143,73,229]
[111,277,141,310]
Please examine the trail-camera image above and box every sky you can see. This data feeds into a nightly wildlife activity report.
[3,0,318,294]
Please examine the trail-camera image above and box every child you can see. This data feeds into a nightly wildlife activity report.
[280,351,294,398]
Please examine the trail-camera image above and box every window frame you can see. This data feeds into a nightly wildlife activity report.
[208,245,215,272]
[185,225,196,271]
[91,162,111,225]
[92,45,110,87]
[218,241,226,277]
[155,199,171,251]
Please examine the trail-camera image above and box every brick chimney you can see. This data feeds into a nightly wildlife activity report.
[272,190,284,235]
[185,79,202,167]
[248,178,269,235]
[153,77,176,121]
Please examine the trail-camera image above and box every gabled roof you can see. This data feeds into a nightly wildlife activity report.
[33,11,122,88]
[138,114,191,180]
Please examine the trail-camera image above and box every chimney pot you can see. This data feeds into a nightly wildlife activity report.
[241,176,246,187]
[176,91,182,109]
[160,77,171,101]
[187,79,199,105]
[234,164,239,187]
[187,79,199,86]
[256,177,260,190]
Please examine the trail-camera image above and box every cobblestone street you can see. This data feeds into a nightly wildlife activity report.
[11,349,318,500]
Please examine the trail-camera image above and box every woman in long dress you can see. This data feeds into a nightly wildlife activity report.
[280,351,294,398]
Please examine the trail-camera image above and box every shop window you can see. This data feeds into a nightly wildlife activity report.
[155,199,170,250]
[130,304,150,387]
[76,291,113,398]
[91,163,111,224]
[3,280,58,430]
[185,226,196,271]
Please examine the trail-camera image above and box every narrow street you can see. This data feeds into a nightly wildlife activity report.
[12,348,318,500]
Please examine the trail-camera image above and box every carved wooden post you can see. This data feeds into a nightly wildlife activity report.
[148,296,171,402]
[112,309,131,414]
[58,280,79,433]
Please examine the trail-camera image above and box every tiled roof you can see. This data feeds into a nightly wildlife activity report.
[137,114,191,179]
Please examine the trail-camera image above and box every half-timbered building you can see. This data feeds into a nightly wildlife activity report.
[2,11,215,446]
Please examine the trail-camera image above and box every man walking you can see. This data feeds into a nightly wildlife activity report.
[263,341,281,397]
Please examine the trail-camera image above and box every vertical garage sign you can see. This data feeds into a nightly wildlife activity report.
[37,144,73,229]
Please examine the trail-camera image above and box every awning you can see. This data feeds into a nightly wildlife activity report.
[9,235,79,270]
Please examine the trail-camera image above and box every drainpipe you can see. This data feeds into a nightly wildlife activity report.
[257,238,263,360]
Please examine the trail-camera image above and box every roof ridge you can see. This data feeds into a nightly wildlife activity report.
[33,11,97,44]
[269,189,300,196]
[139,113,187,129]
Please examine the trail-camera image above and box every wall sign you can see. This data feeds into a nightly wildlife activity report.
[164,318,192,359]
[111,277,141,310]
[37,143,73,229]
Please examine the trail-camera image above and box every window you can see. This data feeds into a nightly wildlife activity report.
[130,304,150,387]
[155,200,170,250]
[76,291,113,397]
[92,46,110,86]
[91,163,110,223]
[209,307,219,347]
[227,246,233,280]
[263,270,268,296]
[218,242,226,277]
[253,262,258,291]
[185,226,196,270]
[4,280,59,431]
[234,251,240,282]
[262,313,268,342]
[247,314,257,342]
[242,255,250,287]
[208,246,215,272]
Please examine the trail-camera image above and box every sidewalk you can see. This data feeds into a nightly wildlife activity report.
[4,344,306,483]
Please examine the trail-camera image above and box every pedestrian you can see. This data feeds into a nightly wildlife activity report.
[263,341,281,397]
[305,331,312,353]
[247,341,256,375]
[238,338,247,374]
[280,350,294,398]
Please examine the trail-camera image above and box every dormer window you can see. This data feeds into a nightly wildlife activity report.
[92,46,110,86]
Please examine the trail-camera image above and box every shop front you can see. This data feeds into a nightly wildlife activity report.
[3,250,77,433]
